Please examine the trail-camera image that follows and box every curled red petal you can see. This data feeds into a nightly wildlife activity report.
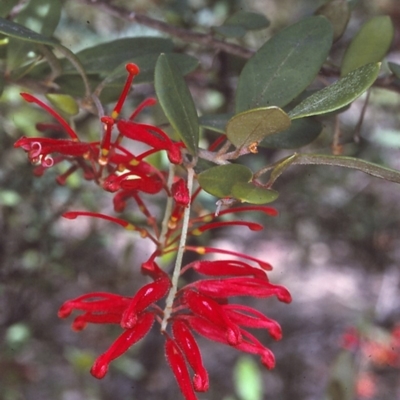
[72,312,122,331]
[184,315,276,370]
[172,319,209,392]
[190,221,263,236]
[184,246,273,271]
[58,292,130,318]
[165,337,198,400]
[189,260,268,280]
[91,311,155,379]
[183,290,241,345]
[121,277,171,329]
[191,277,292,303]
[222,304,282,340]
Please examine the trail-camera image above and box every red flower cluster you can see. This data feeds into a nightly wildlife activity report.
[58,249,290,399]
[15,63,291,399]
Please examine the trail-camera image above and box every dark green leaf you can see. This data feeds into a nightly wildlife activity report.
[226,107,291,148]
[341,16,394,76]
[315,0,350,41]
[199,113,233,133]
[62,37,174,75]
[0,16,58,45]
[289,63,380,119]
[102,53,198,86]
[225,11,270,30]
[260,118,323,148]
[214,25,247,38]
[198,164,253,198]
[236,16,333,112]
[214,11,269,38]
[231,182,278,204]
[54,74,101,97]
[155,53,199,155]
[388,62,400,79]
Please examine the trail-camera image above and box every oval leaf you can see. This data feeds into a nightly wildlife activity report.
[226,107,291,148]
[260,118,323,149]
[0,16,58,46]
[198,164,252,198]
[62,37,174,75]
[236,16,333,112]
[288,62,380,120]
[155,53,199,155]
[315,0,350,41]
[214,11,270,37]
[102,53,198,87]
[231,182,279,204]
[214,25,247,38]
[46,94,79,116]
[341,16,394,76]
[225,11,270,30]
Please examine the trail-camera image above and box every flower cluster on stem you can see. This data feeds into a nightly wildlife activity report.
[15,63,291,399]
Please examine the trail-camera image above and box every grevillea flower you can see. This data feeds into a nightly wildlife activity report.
[16,63,292,400]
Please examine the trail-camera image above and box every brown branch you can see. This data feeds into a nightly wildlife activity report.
[74,0,254,59]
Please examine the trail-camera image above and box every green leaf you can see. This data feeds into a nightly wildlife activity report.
[54,74,101,97]
[260,118,323,148]
[225,11,270,30]
[198,164,253,198]
[341,16,394,76]
[315,0,350,41]
[289,62,380,119]
[214,11,269,38]
[226,107,291,148]
[234,356,263,400]
[231,182,279,204]
[389,62,400,79]
[62,37,174,75]
[199,113,233,133]
[102,53,199,86]
[45,94,79,116]
[155,53,199,155]
[236,16,333,112]
[214,25,247,38]
[0,16,58,46]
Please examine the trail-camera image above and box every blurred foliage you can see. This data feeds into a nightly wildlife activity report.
[1,0,400,399]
